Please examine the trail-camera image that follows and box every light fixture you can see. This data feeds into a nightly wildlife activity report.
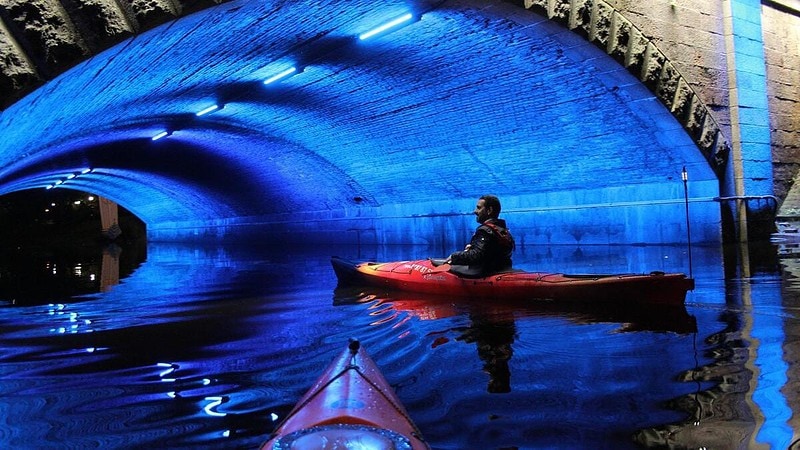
[359,13,414,40]
[66,173,77,180]
[152,130,171,141]
[195,104,220,116]
[263,66,298,85]
[81,168,92,174]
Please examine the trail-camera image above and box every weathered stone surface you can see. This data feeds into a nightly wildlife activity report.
[671,76,692,119]
[640,42,665,90]
[60,0,136,52]
[713,135,730,169]
[625,25,647,73]
[607,11,630,63]
[685,93,707,141]
[129,0,180,29]
[551,0,571,24]
[0,0,235,109]
[0,19,39,102]
[591,0,612,49]
[0,0,88,75]
[763,4,800,215]
[698,115,720,159]
[523,0,548,16]
[570,0,592,36]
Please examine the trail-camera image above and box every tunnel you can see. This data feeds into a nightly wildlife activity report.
[0,0,722,247]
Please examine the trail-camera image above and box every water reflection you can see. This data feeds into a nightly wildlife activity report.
[0,242,797,448]
[334,286,698,397]
[0,241,145,305]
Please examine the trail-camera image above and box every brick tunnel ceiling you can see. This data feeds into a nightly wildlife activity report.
[0,0,714,227]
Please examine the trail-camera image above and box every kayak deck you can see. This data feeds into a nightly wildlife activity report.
[262,339,429,450]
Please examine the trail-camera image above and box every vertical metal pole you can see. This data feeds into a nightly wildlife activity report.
[682,167,693,279]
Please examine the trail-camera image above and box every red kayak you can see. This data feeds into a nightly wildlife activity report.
[262,339,430,450]
[331,257,694,305]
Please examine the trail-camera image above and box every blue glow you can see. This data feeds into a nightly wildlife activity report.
[752,305,794,448]
[152,131,170,141]
[263,66,297,85]
[195,104,220,116]
[358,13,414,40]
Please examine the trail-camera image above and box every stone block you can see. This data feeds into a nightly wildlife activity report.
[698,116,720,157]
[551,0,572,25]
[670,76,693,121]
[712,135,730,170]
[522,0,548,17]
[570,0,593,37]
[685,93,708,141]
[733,34,765,59]
[591,0,612,50]
[607,11,631,64]
[640,43,665,90]
[736,105,769,128]
[738,123,771,145]
[625,25,648,74]
[655,61,680,108]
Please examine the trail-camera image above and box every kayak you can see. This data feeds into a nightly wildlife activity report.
[331,257,694,306]
[261,339,430,450]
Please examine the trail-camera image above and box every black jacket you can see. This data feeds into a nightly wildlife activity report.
[449,218,514,276]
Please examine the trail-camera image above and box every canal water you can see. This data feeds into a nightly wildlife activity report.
[0,241,797,449]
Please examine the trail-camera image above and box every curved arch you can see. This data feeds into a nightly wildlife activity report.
[0,0,723,245]
[1,0,730,176]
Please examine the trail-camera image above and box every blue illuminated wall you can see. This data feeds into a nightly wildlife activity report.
[0,0,722,246]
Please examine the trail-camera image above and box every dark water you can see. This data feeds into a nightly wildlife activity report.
[0,241,797,449]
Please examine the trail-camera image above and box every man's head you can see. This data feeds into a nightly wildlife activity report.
[474,195,501,223]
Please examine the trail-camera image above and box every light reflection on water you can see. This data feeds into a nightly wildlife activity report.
[0,242,797,449]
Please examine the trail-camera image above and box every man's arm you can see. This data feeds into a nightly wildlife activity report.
[448,231,489,265]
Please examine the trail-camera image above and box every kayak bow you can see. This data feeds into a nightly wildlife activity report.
[262,339,429,450]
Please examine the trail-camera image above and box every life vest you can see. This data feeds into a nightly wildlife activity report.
[480,221,515,251]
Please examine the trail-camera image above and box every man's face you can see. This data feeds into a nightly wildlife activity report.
[474,199,492,223]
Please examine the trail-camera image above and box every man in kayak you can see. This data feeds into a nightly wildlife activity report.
[445,195,515,277]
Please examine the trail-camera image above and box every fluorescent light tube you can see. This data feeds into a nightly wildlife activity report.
[359,13,414,40]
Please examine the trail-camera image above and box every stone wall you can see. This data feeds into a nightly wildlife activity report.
[510,0,731,175]
[763,4,800,214]
[606,0,731,138]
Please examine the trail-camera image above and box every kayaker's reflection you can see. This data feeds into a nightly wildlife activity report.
[452,311,517,394]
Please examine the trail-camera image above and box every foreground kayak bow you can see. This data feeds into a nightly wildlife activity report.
[262,339,430,450]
